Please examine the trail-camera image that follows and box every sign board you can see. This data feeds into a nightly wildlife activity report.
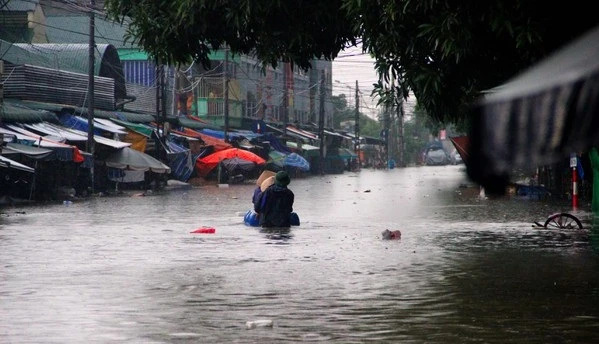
[570,154,577,168]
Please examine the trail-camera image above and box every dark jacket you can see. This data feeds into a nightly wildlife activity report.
[254,184,294,227]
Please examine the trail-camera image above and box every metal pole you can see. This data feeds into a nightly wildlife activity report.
[570,153,579,209]
[318,70,325,175]
[87,0,95,193]
[355,80,360,168]
[397,99,405,167]
[283,62,289,135]
[224,49,229,142]
[573,166,579,209]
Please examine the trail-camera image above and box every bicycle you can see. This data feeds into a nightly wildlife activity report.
[533,212,584,230]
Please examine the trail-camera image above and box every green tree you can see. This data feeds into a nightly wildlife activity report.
[360,115,382,139]
[331,94,381,137]
[403,109,431,165]
[331,94,353,129]
[105,0,596,125]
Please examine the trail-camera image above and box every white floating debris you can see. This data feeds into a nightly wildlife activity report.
[245,319,274,329]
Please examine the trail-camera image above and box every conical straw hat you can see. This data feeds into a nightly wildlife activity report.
[260,176,275,192]
[256,169,276,186]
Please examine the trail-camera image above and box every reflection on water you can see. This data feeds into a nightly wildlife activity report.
[2,165,599,343]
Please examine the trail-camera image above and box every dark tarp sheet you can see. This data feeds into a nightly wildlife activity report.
[467,25,599,194]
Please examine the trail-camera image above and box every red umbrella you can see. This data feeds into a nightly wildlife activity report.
[196,148,265,177]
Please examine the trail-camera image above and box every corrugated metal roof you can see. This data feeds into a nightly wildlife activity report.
[2,0,38,12]
[45,15,133,49]
[2,63,117,110]
[14,100,156,124]
[7,42,112,75]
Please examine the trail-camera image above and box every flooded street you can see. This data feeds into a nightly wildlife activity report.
[2,165,599,343]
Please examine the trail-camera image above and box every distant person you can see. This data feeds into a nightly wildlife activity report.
[254,171,295,228]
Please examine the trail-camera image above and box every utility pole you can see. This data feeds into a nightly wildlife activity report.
[224,49,229,142]
[172,68,178,116]
[355,80,360,168]
[155,63,168,162]
[397,97,405,167]
[384,105,391,165]
[0,60,4,107]
[161,64,167,144]
[282,62,289,135]
[87,0,95,193]
[318,70,325,175]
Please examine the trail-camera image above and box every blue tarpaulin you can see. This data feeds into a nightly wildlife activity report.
[166,140,194,181]
[283,153,310,171]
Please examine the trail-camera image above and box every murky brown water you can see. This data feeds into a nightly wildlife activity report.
[2,165,599,343]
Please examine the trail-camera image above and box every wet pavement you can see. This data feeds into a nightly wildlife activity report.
[1,165,599,343]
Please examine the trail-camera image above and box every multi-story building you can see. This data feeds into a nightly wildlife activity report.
[1,0,334,133]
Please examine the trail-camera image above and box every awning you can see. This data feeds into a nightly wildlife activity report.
[172,128,232,151]
[24,122,85,142]
[324,130,347,139]
[286,126,319,141]
[335,148,358,159]
[0,156,35,173]
[105,147,171,173]
[110,118,155,137]
[22,122,131,149]
[60,114,128,135]
[286,141,320,157]
[95,118,127,132]
[466,25,599,194]
[200,128,250,141]
[2,125,73,148]
[2,142,54,159]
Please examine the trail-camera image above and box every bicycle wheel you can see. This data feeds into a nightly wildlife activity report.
[543,213,583,229]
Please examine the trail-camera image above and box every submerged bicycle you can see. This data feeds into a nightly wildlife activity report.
[534,213,584,230]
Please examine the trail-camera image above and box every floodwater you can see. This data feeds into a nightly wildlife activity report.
[2,165,599,343]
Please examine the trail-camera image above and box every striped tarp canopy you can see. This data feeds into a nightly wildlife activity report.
[467,25,599,194]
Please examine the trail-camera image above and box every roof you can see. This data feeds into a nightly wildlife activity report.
[0,101,60,124]
[1,100,156,125]
[2,0,38,12]
[178,116,222,130]
[1,41,118,76]
[45,15,134,49]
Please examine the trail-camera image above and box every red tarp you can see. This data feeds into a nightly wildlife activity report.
[450,136,470,165]
[195,148,265,177]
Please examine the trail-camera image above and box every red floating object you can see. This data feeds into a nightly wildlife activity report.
[191,227,216,234]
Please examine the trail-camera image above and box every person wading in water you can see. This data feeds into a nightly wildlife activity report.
[254,171,295,228]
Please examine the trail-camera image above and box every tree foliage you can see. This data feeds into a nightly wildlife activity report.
[104,0,358,70]
[105,0,597,125]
